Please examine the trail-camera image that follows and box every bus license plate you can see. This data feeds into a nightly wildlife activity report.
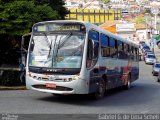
[46,83,56,88]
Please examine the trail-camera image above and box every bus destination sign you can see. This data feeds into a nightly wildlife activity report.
[34,23,85,32]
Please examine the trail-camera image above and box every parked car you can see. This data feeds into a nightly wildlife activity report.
[152,63,160,76]
[144,49,152,52]
[143,52,154,60]
[157,70,160,82]
[140,43,147,50]
[145,54,156,64]
[139,41,145,44]
[139,42,146,49]
[142,46,150,53]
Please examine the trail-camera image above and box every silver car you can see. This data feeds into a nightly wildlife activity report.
[152,63,160,76]
[143,52,154,61]
[145,54,156,64]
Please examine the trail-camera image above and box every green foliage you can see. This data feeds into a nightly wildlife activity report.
[34,0,69,19]
[0,0,59,36]
[0,34,20,65]
[101,0,110,4]
[135,16,145,24]
[144,8,151,14]
[0,0,68,65]
[0,70,22,86]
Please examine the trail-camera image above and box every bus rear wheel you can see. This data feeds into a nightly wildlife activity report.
[93,80,105,99]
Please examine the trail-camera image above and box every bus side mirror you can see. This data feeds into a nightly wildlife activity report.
[21,33,31,53]
[21,37,26,53]
[87,39,93,60]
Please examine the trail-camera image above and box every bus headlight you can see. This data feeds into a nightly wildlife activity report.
[32,75,42,81]
[63,75,79,82]
[72,75,80,80]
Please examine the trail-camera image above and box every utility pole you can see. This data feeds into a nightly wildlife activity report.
[151,7,159,53]
[151,19,154,53]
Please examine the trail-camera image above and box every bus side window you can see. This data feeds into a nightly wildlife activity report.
[136,48,139,61]
[121,42,125,59]
[117,41,123,59]
[135,48,138,61]
[100,33,110,57]
[123,43,128,59]
[114,39,118,58]
[110,37,117,58]
[131,46,134,60]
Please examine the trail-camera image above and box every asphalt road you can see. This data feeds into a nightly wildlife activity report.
[0,61,160,119]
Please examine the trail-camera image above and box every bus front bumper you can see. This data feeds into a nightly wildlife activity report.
[31,86,74,95]
[26,76,89,95]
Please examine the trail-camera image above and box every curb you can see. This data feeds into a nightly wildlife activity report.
[0,86,26,90]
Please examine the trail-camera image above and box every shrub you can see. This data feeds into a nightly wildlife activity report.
[0,70,24,86]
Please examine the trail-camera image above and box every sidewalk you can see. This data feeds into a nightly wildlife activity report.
[0,86,26,90]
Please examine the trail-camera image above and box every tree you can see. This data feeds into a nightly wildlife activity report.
[144,8,151,14]
[135,16,145,24]
[0,0,68,65]
[100,0,110,4]
[34,0,69,20]
[0,0,59,36]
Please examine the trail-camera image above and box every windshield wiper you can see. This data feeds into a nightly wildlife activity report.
[58,32,72,49]
[52,32,72,66]
[42,32,51,49]
[47,39,53,58]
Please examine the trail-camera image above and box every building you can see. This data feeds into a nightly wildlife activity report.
[65,9,121,25]
[135,23,147,42]
[64,0,122,24]
[116,23,137,43]
[99,20,123,34]
[99,21,137,44]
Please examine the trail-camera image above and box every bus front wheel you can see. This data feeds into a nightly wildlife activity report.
[93,80,106,99]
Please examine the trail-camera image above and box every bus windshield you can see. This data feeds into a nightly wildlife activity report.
[29,32,85,69]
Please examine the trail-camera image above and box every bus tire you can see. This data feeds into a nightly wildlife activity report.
[93,79,105,99]
[123,75,131,90]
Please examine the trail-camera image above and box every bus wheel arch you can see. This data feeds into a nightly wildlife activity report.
[93,78,106,99]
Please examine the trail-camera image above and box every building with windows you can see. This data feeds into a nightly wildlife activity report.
[65,9,121,25]
[64,0,121,25]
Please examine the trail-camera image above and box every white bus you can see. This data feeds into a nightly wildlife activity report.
[23,20,139,99]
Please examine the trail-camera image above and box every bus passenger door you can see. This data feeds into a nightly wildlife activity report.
[86,30,100,93]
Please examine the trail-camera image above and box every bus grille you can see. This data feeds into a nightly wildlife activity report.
[32,85,73,91]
